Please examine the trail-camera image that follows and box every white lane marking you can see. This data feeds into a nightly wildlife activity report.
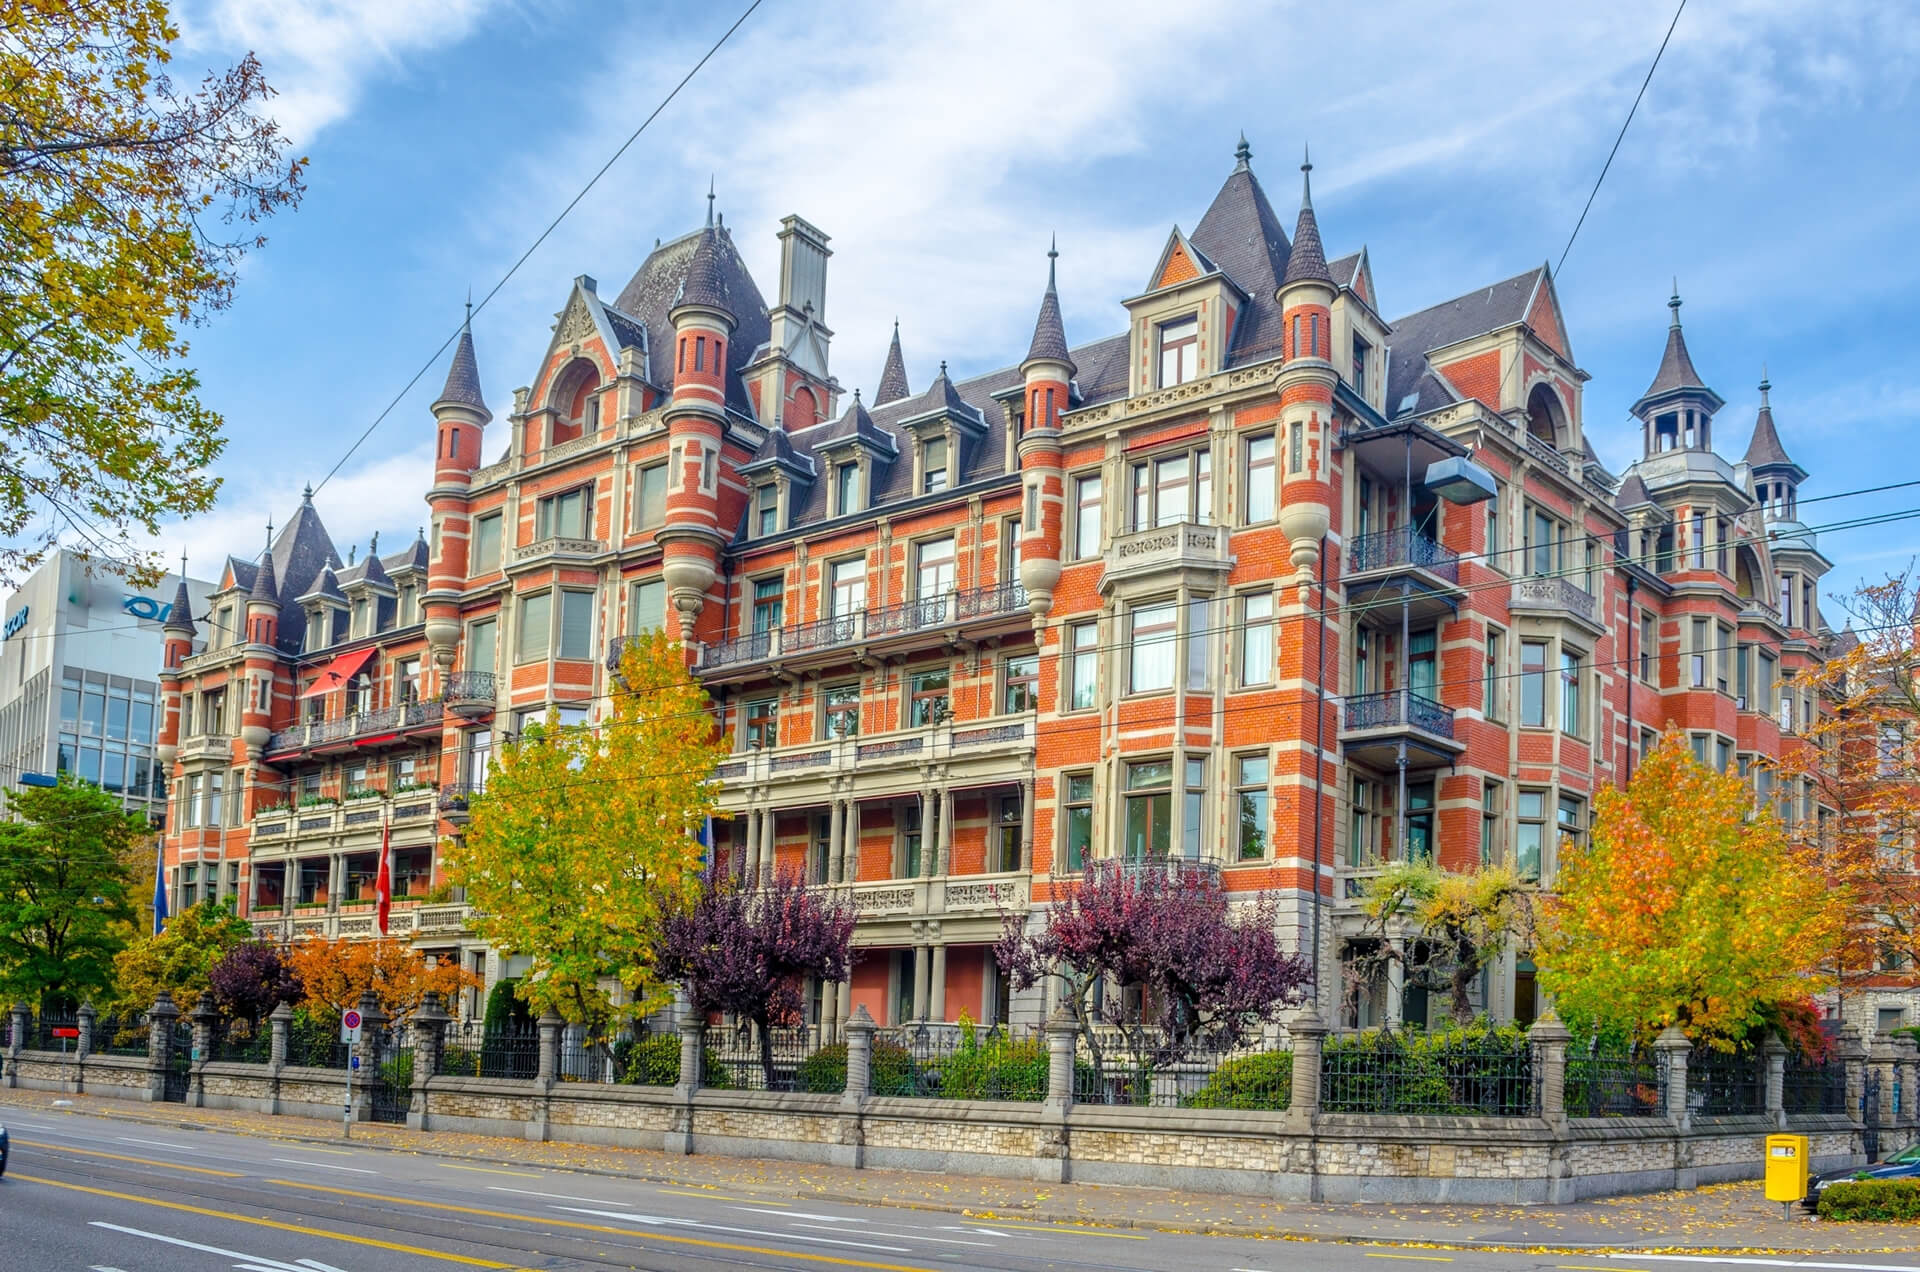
[489,1185,596,1202]
[792,1222,995,1247]
[87,1223,345,1272]
[269,1156,378,1174]
[7,1120,57,1129]
[89,1266,133,1271]
[731,1207,862,1222]
[1612,1259,1920,1272]
[553,1206,909,1253]
[942,1224,1043,1240]
[117,1136,227,1158]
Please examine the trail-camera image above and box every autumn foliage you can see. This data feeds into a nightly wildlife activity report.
[285,935,477,1021]
[1539,734,1843,1046]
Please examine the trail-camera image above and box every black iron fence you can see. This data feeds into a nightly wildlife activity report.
[213,1020,273,1064]
[438,1023,539,1080]
[31,1014,78,1051]
[1071,1037,1292,1110]
[879,1024,1049,1101]
[1321,1029,1535,1116]
[93,1015,149,1056]
[1687,1047,1765,1117]
[1783,1055,1847,1116]
[1565,1043,1665,1118]
[707,1025,830,1093]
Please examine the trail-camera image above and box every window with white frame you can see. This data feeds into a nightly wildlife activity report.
[1061,774,1094,871]
[467,617,496,677]
[627,579,665,634]
[1515,789,1545,881]
[1072,473,1102,559]
[1002,653,1038,713]
[395,656,421,705]
[1244,434,1275,523]
[827,558,865,618]
[835,462,859,516]
[1129,601,1177,693]
[1234,754,1269,861]
[1157,316,1199,387]
[914,536,955,600]
[822,683,860,738]
[1066,622,1098,710]
[921,436,949,494]
[1237,592,1273,686]
[536,486,591,541]
[743,696,778,749]
[633,464,667,529]
[1559,647,1583,737]
[753,483,779,537]
[516,592,551,662]
[1131,446,1211,529]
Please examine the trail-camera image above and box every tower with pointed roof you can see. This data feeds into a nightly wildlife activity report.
[876,321,910,405]
[154,555,198,768]
[658,203,737,642]
[1631,286,1725,457]
[1017,240,1074,619]
[239,531,280,757]
[426,308,491,680]
[1274,147,1338,579]
[1745,371,1807,524]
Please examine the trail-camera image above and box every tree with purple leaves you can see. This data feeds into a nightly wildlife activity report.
[994,862,1313,1099]
[207,940,302,1028]
[653,866,855,1090]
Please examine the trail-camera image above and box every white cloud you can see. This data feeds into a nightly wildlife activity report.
[177,0,505,141]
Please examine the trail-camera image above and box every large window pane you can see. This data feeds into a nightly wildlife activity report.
[1520,640,1547,727]
[1129,603,1176,693]
[1069,623,1098,710]
[473,514,502,573]
[558,590,594,660]
[1073,475,1102,559]
[629,581,665,634]
[516,593,551,662]
[468,618,497,675]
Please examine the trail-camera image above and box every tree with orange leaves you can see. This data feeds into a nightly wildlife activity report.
[1767,570,1920,1003]
[285,934,478,1021]
[1538,734,1843,1046]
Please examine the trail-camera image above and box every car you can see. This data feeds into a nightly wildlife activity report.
[1803,1141,1920,1210]
[0,1123,8,1177]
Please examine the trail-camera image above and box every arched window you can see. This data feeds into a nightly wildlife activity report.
[549,359,600,446]
[1525,383,1567,449]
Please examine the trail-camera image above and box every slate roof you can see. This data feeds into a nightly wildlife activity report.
[1188,158,1291,363]
[1615,471,1653,509]
[1632,291,1722,413]
[612,223,769,416]
[1281,160,1332,288]
[1743,376,1801,473]
[435,319,487,413]
[248,549,278,608]
[1384,266,1547,416]
[876,322,910,404]
[224,491,342,653]
[163,575,197,636]
[1024,244,1074,370]
[1327,251,1363,292]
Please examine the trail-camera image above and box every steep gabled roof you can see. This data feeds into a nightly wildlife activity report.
[1614,471,1654,509]
[1384,266,1547,415]
[1631,288,1724,415]
[612,219,770,415]
[1189,146,1291,362]
[1743,373,1803,475]
[876,321,910,405]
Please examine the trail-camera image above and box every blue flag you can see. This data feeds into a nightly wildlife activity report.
[151,840,168,934]
[696,816,713,868]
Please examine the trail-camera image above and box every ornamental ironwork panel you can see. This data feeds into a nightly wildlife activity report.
[1347,527,1460,584]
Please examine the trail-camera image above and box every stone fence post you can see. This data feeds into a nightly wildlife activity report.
[667,1007,706,1156]
[1288,1005,1326,1122]
[3,1002,24,1088]
[188,993,218,1107]
[1840,1024,1868,1125]
[146,990,179,1103]
[1763,1035,1787,1129]
[1872,1033,1900,1129]
[1044,1007,1078,1110]
[409,992,449,1132]
[349,990,385,1124]
[835,1005,875,1171]
[1529,1011,1571,1128]
[267,1000,293,1116]
[76,1001,95,1061]
[1896,1036,1918,1130]
[530,1007,563,1143]
[1654,1025,1691,1131]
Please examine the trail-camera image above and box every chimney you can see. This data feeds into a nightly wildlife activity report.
[766,215,832,379]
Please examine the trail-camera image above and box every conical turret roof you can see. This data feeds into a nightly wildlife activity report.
[1632,286,1722,413]
[674,223,735,319]
[434,309,488,414]
[1281,147,1331,287]
[1023,238,1074,372]
[1743,372,1801,473]
[248,546,278,607]
[163,573,196,637]
[876,321,910,404]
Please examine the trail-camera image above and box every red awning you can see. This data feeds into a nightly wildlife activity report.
[298,646,377,699]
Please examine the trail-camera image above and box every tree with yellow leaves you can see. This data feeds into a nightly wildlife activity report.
[443,632,725,1059]
[1539,733,1843,1046]
[0,0,304,579]
[1766,571,1920,1004]
[1354,861,1535,1027]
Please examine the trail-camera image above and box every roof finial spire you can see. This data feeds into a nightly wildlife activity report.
[179,547,188,578]
[264,517,273,555]
[1300,141,1314,208]
[464,287,472,328]
[302,483,313,505]
[1758,364,1771,405]
[1047,234,1058,292]
[706,176,715,228]
[1669,278,1682,328]
[1234,131,1251,172]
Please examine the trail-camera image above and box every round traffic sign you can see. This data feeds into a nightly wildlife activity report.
[342,1009,362,1030]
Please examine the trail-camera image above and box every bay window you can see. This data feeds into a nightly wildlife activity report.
[1129,602,1177,693]
[1130,446,1212,529]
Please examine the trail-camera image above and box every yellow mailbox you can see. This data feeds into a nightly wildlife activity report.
[1766,1133,1810,1204]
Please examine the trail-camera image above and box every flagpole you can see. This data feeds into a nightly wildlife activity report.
[152,837,168,935]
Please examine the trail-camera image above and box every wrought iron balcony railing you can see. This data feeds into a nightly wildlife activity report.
[1347,527,1460,584]
[1342,689,1455,739]
[697,581,1028,671]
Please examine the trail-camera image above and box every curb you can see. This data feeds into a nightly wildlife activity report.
[4,1092,1914,1256]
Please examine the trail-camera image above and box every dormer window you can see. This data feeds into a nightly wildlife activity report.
[351,596,369,637]
[1158,316,1198,387]
[922,436,949,494]
[754,483,779,536]
[834,462,859,517]
[1351,335,1370,393]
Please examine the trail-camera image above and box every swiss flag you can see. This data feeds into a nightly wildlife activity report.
[375,811,392,937]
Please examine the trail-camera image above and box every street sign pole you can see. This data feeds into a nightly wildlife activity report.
[340,1007,363,1140]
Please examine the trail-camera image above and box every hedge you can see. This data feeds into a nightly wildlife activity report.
[1320,1023,1534,1116]
[1817,1179,1920,1221]
[1183,1050,1293,1111]
[798,1040,914,1096]
[613,1032,733,1088]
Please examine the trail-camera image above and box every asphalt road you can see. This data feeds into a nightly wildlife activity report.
[4,1107,1920,1272]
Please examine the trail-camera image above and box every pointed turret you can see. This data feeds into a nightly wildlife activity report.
[876,320,910,404]
[1631,284,1725,454]
[432,308,489,418]
[1744,372,1798,471]
[1746,369,1808,522]
[1022,237,1075,374]
[428,303,491,677]
[1281,145,1331,287]
[162,564,196,642]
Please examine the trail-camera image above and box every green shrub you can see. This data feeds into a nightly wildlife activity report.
[795,1042,852,1094]
[482,980,531,1034]
[1320,1023,1532,1116]
[614,1032,732,1088]
[381,1050,413,1091]
[936,1034,1049,1101]
[287,1008,342,1068]
[1817,1179,1920,1221]
[1184,1050,1293,1111]
[438,1044,482,1077]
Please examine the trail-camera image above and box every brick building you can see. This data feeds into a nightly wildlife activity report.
[157,139,1830,1027]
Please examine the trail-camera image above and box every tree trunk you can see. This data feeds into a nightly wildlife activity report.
[755,1013,776,1090]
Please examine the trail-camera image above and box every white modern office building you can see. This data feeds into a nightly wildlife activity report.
[0,549,215,826]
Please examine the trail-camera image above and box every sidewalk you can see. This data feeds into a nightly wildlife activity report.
[1,1086,1911,1253]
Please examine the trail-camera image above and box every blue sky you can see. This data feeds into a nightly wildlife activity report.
[152,0,1920,609]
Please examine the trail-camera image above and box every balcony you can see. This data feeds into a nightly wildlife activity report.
[510,535,604,568]
[836,871,1031,928]
[443,671,497,719]
[1345,527,1464,627]
[266,698,445,757]
[437,782,480,825]
[1339,689,1464,771]
[1509,574,1601,630]
[1098,520,1232,596]
[694,581,1031,679]
[248,787,441,852]
[714,715,1034,792]
[248,901,475,945]
[1086,856,1223,888]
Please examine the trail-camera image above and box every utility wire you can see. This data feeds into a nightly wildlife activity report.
[1555,0,1688,276]
[309,0,767,498]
